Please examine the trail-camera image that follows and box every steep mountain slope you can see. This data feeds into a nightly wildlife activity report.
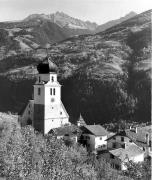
[0,11,138,60]
[0,12,96,60]
[25,11,98,31]
[0,10,151,125]
[96,11,137,33]
[0,19,70,60]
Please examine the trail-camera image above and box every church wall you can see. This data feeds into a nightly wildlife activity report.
[19,100,34,126]
[44,85,61,105]
[38,73,57,83]
[44,117,69,134]
[32,62,69,134]
[29,100,34,124]
[20,103,29,126]
[34,85,45,105]
[33,104,44,133]
[44,103,69,120]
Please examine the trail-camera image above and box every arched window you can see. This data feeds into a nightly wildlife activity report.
[50,88,52,95]
[39,76,41,83]
[52,76,54,82]
[53,88,55,95]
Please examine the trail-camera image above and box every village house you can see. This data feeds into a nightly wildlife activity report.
[78,125,109,152]
[18,57,70,134]
[98,125,151,170]
[49,125,78,144]
[106,126,151,156]
[18,56,151,172]
[99,143,145,170]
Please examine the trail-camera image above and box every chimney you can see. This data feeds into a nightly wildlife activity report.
[146,134,149,146]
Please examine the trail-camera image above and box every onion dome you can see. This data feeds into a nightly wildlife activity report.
[37,57,58,74]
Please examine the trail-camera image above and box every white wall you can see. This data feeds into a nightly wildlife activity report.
[32,71,69,133]
[121,153,144,170]
[82,134,108,151]
[107,135,131,150]
[44,117,69,134]
[95,135,107,150]
[44,84,61,105]
[100,151,144,171]
[131,153,144,163]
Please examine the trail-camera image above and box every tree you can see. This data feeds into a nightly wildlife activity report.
[124,159,151,180]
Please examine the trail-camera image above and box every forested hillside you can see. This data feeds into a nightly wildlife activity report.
[0,10,151,124]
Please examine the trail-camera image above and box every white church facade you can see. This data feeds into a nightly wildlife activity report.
[18,57,70,134]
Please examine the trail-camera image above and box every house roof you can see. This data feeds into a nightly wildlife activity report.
[109,144,144,161]
[82,125,108,136]
[18,103,28,115]
[18,100,34,116]
[49,125,78,137]
[106,126,151,148]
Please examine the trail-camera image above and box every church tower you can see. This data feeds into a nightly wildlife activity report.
[33,57,69,134]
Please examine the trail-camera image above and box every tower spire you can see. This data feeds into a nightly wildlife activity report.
[37,56,58,74]
[77,113,86,127]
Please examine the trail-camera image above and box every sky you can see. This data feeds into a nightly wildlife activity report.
[0,0,151,24]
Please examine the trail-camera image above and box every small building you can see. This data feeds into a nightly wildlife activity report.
[106,126,151,157]
[79,125,109,152]
[49,125,78,144]
[18,57,70,134]
[99,143,145,170]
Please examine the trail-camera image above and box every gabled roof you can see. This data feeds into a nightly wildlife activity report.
[81,125,108,136]
[109,144,144,161]
[106,126,151,148]
[61,102,69,118]
[49,125,78,137]
[18,103,28,115]
[18,100,34,116]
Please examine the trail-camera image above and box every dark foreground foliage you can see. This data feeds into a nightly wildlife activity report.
[0,118,151,180]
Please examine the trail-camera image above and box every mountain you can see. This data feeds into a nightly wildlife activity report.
[24,11,98,31]
[0,10,151,125]
[0,11,139,60]
[0,20,70,60]
[0,12,97,59]
[95,11,137,33]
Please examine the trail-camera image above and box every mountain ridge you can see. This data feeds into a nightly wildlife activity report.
[24,11,98,31]
[0,10,138,60]
[95,11,137,33]
[0,9,150,125]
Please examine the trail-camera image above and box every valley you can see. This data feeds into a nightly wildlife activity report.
[0,9,151,125]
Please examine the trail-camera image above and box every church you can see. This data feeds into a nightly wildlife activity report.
[18,57,70,134]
